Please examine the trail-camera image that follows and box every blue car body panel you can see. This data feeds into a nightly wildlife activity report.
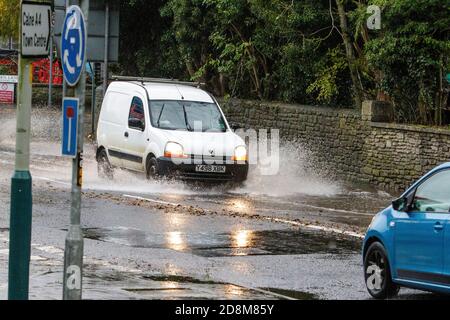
[363,162,450,295]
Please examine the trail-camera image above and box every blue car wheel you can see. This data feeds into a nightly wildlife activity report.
[364,242,400,299]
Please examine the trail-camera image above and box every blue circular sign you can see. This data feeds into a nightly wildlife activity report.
[61,6,87,87]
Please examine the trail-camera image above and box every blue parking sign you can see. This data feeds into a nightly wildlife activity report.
[62,98,79,157]
[61,5,87,87]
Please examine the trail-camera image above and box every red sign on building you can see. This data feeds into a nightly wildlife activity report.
[0,83,14,104]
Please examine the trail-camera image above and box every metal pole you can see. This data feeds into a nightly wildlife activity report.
[62,0,89,300]
[48,18,53,108]
[8,1,33,301]
[90,62,96,137]
[102,1,109,97]
[62,0,70,99]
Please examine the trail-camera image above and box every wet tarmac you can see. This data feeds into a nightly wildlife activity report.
[0,107,441,300]
[82,227,360,257]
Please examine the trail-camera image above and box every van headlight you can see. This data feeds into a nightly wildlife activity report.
[232,145,247,162]
[164,142,188,158]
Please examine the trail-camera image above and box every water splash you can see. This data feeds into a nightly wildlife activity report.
[1,108,342,197]
[233,143,342,197]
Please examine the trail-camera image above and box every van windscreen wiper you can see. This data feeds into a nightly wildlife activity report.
[182,104,193,131]
[156,103,165,128]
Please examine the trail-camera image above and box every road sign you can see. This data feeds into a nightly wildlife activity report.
[0,75,18,83]
[21,2,51,57]
[61,6,87,87]
[0,83,15,104]
[62,98,79,157]
[54,0,120,62]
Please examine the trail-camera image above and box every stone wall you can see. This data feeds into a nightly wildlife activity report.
[220,99,450,191]
[361,123,450,190]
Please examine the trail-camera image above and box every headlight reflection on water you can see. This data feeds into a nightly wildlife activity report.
[166,231,186,251]
[225,284,245,298]
[232,230,253,248]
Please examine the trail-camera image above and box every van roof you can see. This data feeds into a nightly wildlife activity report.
[110,81,215,103]
[144,82,214,103]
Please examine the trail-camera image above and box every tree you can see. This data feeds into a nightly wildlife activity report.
[0,0,20,40]
[118,0,185,78]
[336,0,364,109]
[118,0,449,123]
[364,0,450,124]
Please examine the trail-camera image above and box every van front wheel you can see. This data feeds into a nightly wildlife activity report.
[146,157,159,180]
[97,149,113,180]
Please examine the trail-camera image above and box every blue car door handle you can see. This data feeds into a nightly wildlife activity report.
[434,222,444,231]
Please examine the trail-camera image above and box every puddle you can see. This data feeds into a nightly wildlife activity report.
[82,266,267,299]
[142,274,225,285]
[123,283,279,300]
[260,287,318,300]
[84,268,283,300]
[82,227,360,257]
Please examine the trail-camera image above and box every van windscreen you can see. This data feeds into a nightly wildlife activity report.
[149,100,227,132]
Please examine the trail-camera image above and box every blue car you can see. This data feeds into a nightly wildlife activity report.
[363,163,450,299]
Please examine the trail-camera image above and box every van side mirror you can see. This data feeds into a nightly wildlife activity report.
[129,118,145,131]
[229,122,241,131]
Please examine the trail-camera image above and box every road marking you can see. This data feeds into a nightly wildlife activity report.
[291,203,374,216]
[35,245,65,255]
[34,176,71,187]
[122,194,179,206]
[121,194,365,239]
[31,255,48,261]
[267,217,364,239]
[0,248,46,261]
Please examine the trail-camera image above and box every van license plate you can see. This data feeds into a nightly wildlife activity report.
[195,165,226,173]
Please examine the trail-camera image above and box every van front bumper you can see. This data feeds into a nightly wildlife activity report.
[156,157,248,182]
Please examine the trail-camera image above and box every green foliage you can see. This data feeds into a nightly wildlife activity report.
[118,0,185,78]
[364,0,450,124]
[0,0,20,40]
[307,46,348,104]
[119,0,449,123]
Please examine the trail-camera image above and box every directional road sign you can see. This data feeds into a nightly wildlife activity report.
[62,98,79,157]
[21,2,52,57]
[61,5,87,87]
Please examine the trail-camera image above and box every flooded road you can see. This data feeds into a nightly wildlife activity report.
[0,107,435,299]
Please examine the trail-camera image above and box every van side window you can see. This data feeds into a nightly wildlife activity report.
[128,97,145,130]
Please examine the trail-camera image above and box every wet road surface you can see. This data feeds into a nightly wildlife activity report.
[0,107,441,299]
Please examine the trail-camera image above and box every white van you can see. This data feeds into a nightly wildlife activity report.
[96,77,248,182]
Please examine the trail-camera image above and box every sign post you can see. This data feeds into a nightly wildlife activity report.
[48,11,55,108]
[8,0,51,300]
[61,2,88,300]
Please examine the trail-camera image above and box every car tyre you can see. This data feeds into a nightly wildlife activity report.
[97,149,114,180]
[364,241,400,299]
[146,157,160,180]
